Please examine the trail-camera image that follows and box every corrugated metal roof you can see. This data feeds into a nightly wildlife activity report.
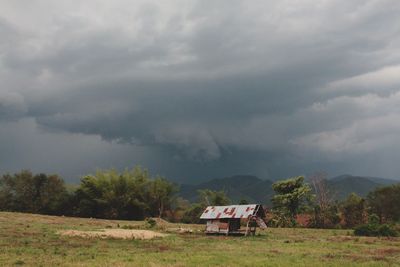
[200,204,262,219]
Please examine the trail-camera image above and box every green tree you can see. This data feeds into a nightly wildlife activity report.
[0,170,68,215]
[166,197,191,222]
[73,166,178,220]
[74,167,151,219]
[32,173,69,214]
[367,184,400,223]
[181,190,231,224]
[0,170,36,212]
[181,203,205,224]
[197,189,230,206]
[239,199,249,205]
[0,173,16,211]
[148,176,178,218]
[311,202,341,228]
[309,172,340,228]
[271,176,313,226]
[341,193,366,228]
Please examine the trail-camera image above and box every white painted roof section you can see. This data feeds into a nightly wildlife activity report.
[200,204,260,219]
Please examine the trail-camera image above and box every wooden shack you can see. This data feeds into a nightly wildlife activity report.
[200,204,267,236]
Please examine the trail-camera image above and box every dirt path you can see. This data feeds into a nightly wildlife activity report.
[58,229,168,240]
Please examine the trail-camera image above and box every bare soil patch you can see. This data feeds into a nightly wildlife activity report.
[58,229,168,240]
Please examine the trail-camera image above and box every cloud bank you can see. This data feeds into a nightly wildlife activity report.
[1,0,400,182]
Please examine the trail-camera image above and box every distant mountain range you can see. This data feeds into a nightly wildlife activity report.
[327,175,398,200]
[179,174,399,205]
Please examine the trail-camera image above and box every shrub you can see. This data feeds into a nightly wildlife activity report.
[377,224,398,237]
[181,204,204,224]
[145,218,157,228]
[354,223,398,237]
[267,211,295,228]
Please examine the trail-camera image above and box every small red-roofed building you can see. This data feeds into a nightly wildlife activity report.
[200,204,267,235]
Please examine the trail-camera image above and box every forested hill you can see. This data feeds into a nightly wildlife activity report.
[179,174,399,205]
[327,175,398,200]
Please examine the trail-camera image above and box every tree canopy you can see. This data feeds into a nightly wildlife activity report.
[0,170,68,215]
[367,184,400,223]
[73,167,177,220]
[271,176,313,226]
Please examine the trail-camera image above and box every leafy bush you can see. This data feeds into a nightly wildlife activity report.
[354,223,398,237]
[267,211,295,228]
[181,204,204,224]
[145,217,157,228]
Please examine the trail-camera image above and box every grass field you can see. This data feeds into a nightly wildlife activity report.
[0,212,399,266]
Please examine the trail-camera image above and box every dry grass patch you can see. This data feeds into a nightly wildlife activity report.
[58,229,168,240]
[369,247,400,257]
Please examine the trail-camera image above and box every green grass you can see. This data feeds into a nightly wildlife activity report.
[0,212,399,266]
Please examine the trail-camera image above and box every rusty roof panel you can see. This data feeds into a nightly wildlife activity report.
[200,204,262,219]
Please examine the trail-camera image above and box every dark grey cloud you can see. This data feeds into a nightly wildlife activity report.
[1,0,400,182]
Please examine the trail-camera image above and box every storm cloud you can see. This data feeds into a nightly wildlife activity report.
[1,0,400,182]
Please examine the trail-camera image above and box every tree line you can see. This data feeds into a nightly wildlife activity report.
[0,168,176,220]
[0,168,232,223]
[269,175,400,236]
[0,168,399,234]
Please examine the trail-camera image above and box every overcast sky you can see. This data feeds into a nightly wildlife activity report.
[1,0,400,183]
